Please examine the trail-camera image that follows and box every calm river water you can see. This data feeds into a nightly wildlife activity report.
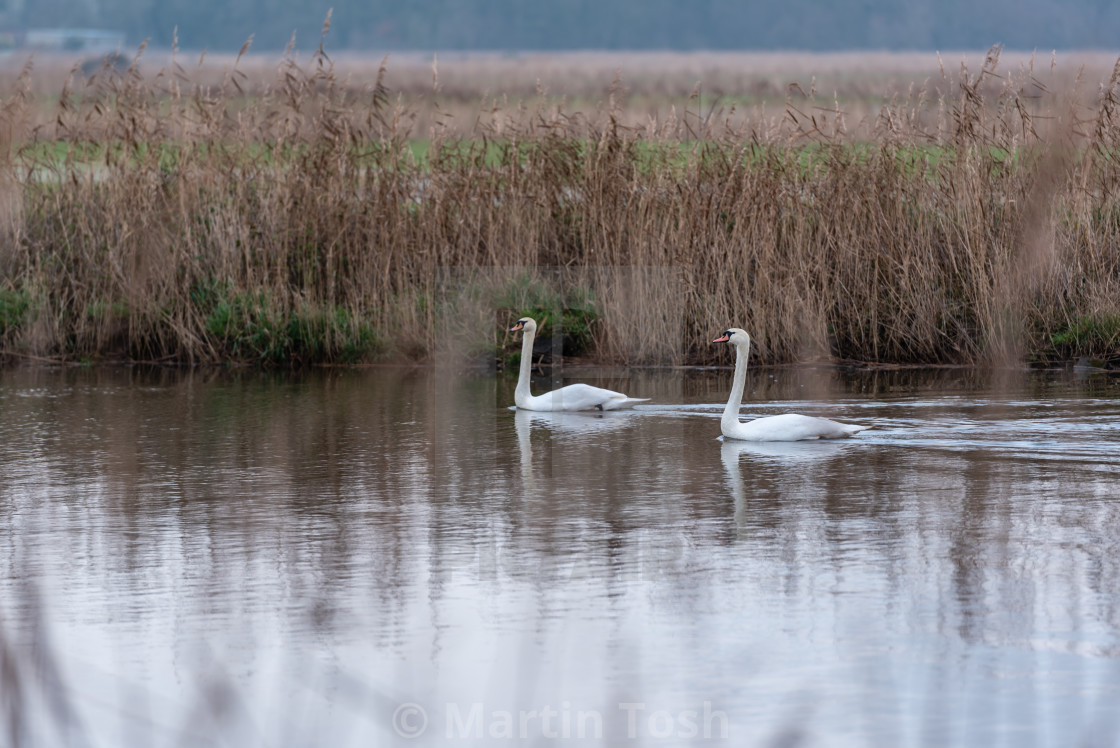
[1,364,1120,746]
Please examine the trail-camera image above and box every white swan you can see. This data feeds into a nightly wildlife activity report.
[713,328,870,441]
[510,317,649,411]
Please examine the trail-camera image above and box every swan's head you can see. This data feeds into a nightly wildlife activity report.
[712,327,750,347]
[510,317,537,334]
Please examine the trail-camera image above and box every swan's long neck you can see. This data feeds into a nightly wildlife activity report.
[722,339,749,430]
[514,325,535,406]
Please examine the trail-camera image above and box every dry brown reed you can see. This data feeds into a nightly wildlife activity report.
[1,44,1119,366]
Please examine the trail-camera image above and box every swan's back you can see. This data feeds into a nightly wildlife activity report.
[525,383,648,411]
[724,413,869,442]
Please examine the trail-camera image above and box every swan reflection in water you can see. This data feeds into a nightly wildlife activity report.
[719,436,856,525]
[514,407,636,489]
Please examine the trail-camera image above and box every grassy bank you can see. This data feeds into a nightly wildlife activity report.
[1,46,1119,367]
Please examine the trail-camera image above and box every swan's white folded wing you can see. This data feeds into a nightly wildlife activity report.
[599,397,650,411]
[729,413,869,441]
[545,383,639,411]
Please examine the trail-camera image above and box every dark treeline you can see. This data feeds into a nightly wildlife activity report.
[6,0,1120,53]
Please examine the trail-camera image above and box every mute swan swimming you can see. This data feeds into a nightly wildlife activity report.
[713,328,870,441]
[510,317,649,411]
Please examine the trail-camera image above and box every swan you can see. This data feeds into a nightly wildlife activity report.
[509,317,649,411]
[713,327,870,441]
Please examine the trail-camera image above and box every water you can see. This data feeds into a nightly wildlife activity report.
[2,364,1120,746]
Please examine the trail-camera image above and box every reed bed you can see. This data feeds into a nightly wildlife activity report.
[1,43,1119,366]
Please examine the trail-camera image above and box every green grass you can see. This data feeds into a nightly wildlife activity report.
[1048,314,1120,358]
[0,287,32,339]
[189,279,386,364]
[495,275,599,366]
[13,135,1029,187]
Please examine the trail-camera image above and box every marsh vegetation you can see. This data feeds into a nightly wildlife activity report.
[1,44,1119,366]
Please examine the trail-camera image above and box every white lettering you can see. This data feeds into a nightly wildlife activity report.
[539,705,558,738]
[489,710,513,739]
[704,701,729,739]
[518,709,538,737]
[648,710,675,738]
[446,703,483,738]
[578,709,602,739]
[678,709,698,739]
[619,702,645,738]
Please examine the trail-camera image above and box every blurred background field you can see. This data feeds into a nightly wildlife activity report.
[5,47,1120,137]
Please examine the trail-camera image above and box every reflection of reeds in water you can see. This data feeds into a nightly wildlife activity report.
[2,46,1120,367]
[4,366,1120,743]
[0,585,86,747]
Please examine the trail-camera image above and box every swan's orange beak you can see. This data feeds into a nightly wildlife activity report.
[712,332,730,343]
[510,322,525,332]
